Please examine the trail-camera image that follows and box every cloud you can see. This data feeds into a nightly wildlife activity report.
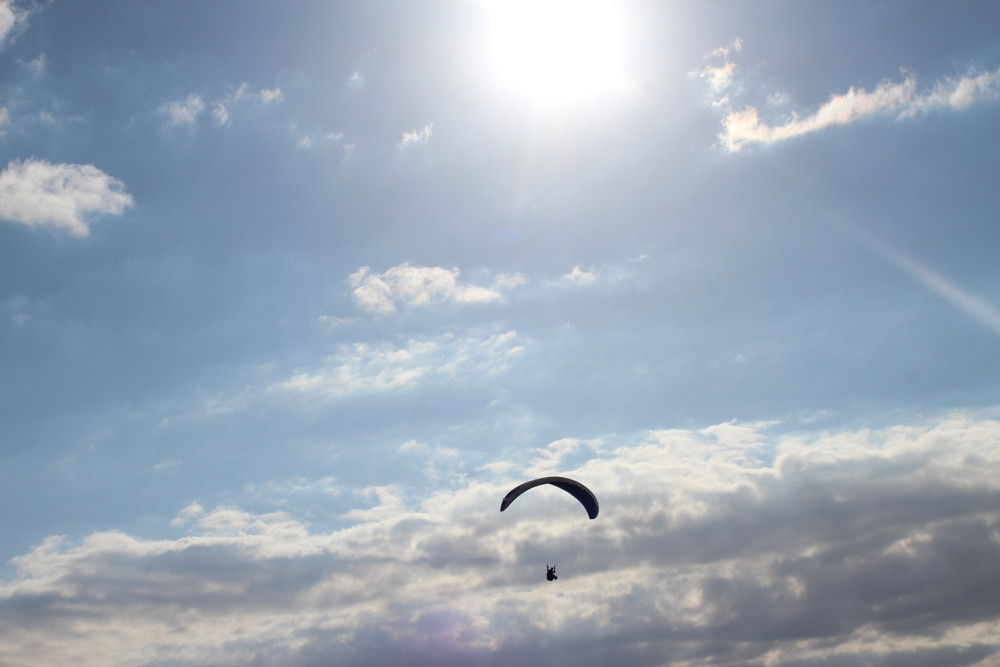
[563,265,596,285]
[213,83,283,126]
[273,330,523,400]
[3,410,1000,665]
[346,71,365,89]
[0,0,29,49]
[695,38,743,108]
[164,94,205,125]
[349,263,503,314]
[21,52,44,75]
[162,84,283,128]
[256,87,283,104]
[708,37,742,61]
[398,123,434,149]
[0,2,13,45]
[296,130,348,150]
[718,66,1000,151]
[700,61,736,101]
[0,159,134,235]
[493,272,528,289]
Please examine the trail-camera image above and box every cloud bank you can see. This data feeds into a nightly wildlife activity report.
[3,411,1000,666]
[0,159,133,235]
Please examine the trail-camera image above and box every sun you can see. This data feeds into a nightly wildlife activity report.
[482,0,629,109]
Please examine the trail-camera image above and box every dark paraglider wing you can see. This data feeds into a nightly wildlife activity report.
[499,476,599,519]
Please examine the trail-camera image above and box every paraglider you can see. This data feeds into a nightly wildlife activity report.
[500,476,599,519]
[500,475,599,581]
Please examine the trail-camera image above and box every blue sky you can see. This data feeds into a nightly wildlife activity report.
[2,1,1000,665]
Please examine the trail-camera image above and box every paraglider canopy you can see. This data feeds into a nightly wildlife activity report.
[500,476,599,519]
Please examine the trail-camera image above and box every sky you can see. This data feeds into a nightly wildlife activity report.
[2,0,1000,665]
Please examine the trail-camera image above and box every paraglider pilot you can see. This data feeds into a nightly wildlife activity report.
[546,564,558,581]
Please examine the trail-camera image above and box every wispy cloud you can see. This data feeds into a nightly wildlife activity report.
[273,331,523,400]
[3,411,1000,665]
[713,60,1000,151]
[349,263,504,314]
[161,84,283,128]
[296,130,348,150]
[212,83,283,126]
[398,122,434,150]
[0,159,133,235]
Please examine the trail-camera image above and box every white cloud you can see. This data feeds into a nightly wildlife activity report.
[563,265,596,285]
[256,87,283,104]
[0,2,13,45]
[346,71,365,89]
[349,263,503,314]
[212,83,284,127]
[164,94,205,125]
[696,38,743,107]
[273,330,523,400]
[493,272,528,289]
[708,37,742,60]
[22,52,44,74]
[398,122,434,149]
[718,66,1000,151]
[169,502,205,527]
[0,0,28,49]
[3,410,1000,665]
[0,159,134,235]
[297,131,346,150]
[700,61,736,95]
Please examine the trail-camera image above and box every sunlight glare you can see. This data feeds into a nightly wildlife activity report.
[484,0,629,109]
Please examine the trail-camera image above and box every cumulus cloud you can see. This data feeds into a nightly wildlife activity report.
[716,64,1000,151]
[273,331,523,400]
[0,159,134,235]
[349,263,503,314]
[3,411,1000,666]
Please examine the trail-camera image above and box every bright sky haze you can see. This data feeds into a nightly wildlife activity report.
[2,1,1000,665]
